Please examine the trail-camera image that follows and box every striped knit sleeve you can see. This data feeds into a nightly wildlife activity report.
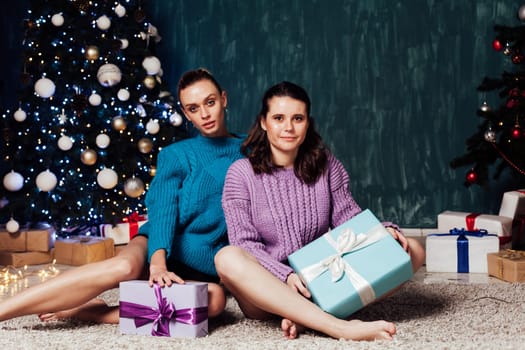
[222,160,294,282]
[327,153,363,228]
[143,146,185,262]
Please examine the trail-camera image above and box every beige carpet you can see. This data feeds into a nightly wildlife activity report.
[1,280,524,350]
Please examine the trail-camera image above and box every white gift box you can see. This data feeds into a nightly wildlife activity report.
[426,230,499,273]
[437,211,512,247]
[498,190,525,219]
[100,217,147,245]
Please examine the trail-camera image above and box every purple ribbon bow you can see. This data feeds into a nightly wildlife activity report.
[120,284,208,337]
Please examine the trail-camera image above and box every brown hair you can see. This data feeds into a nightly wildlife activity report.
[241,81,328,184]
[177,68,223,102]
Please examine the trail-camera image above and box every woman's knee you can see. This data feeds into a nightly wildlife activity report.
[214,245,246,277]
[111,253,145,280]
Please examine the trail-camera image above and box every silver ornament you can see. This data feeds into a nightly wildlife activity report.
[484,129,496,142]
[479,101,491,112]
[519,5,525,21]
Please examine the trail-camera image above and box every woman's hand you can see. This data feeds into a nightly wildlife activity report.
[148,249,185,287]
[286,273,311,299]
[386,227,410,253]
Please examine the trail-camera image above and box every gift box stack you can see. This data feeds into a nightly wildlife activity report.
[288,209,413,319]
[426,189,525,274]
[54,235,115,266]
[99,213,147,246]
[119,280,208,338]
[0,225,55,267]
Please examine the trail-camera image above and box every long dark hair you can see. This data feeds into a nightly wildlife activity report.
[241,81,328,184]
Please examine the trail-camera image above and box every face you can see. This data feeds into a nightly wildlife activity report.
[179,79,228,137]
[260,96,309,167]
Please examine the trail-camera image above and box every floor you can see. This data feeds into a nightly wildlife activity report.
[0,262,507,303]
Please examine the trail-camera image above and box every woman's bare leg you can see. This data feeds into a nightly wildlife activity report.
[215,246,396,341]
[0,236,148,323]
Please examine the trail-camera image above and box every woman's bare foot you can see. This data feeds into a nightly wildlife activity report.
[281,318,306,339]
[337,319,396,341]
[38,298,119,324]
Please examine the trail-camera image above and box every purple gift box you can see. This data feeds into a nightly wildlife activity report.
[119,280,208,338]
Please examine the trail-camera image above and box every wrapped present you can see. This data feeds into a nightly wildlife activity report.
[498,190,525,218]
[498,190,525,249]
[119,280,208,338]
[0,227,54,252]
[100,213,147,245]
[487,249,525,282]
[0,230,26,252]
[0,250,53,267]
[287,209,413,319]
[437,211,512,247]
[426,228,499,273]
[54,236,114,265]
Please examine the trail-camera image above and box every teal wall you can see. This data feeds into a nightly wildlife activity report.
[2,1,524,227]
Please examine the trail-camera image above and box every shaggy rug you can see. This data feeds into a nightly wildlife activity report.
[1,280,524,350]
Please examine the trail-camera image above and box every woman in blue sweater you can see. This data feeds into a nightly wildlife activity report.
[0,69,244,323]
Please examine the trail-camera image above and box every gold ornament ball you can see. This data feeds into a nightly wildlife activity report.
[81,149,98,165]
[143,76,156,89]
[112,116,127,131]
[138,138,153,153]
[149,165,157,177]
[85,45,100,60]
[124,177,145,198]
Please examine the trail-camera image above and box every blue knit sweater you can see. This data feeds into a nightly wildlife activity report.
[138,133,244,276]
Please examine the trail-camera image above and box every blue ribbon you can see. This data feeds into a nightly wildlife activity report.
[429,228,496,273]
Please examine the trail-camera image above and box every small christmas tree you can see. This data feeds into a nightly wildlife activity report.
[451,5,525,187]
[0,0,185,234]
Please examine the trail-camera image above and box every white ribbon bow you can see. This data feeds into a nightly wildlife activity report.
[298,224,387,307]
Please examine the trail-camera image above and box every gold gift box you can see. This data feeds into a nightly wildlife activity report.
[0,228,54,252]
[54,236,114,266]
[0,251,54,267]
[487,249,525,282]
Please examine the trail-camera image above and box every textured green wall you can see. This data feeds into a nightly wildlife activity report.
[149,0,523,226]
[2,1,523,227]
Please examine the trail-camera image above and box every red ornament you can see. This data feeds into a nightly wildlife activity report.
[492,39,503,51]
[512,125,522,139]
[466,170,478,184]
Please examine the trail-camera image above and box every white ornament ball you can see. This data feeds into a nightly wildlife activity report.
[97,168,118,189]
[97,63,122,87]
[3,171,24,191]
[58,135,73,151]
[96,133,111,149]
[6,218,20,233]
[96,15,111,30]
[14,108,27,122]
[35,169,58,192]
[142,56,161,75]
[146,119,160,134]
[170,111,183,126]
[117,88,130,101]
[51,13,64,26]
[34,77,56,98]
[115,3,126,17]
[120,38,129,49]
[519,5,525,21]
[88,93,102,106]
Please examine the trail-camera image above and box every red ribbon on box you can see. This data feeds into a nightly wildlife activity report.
[465,212,512,245]
[122,212,145,239]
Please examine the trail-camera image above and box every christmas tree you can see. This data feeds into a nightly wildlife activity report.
[450,5,525,187]
[0,0,185,234]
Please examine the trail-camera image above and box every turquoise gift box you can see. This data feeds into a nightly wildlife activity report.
[288,209,413,319]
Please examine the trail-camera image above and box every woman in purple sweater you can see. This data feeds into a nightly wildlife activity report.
[215,81,425,341]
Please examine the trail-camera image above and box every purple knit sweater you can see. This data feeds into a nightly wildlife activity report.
[222,153,390,282]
